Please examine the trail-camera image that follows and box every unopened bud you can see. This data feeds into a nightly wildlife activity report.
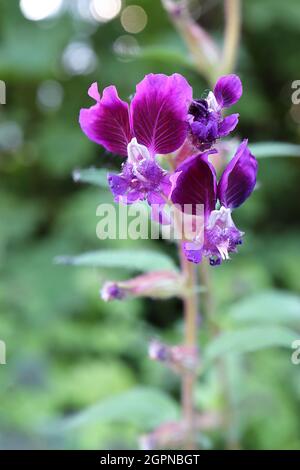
[149,340,199,374]
[101,271,183,302]
[101,282,127,301]
[149,340,170,362]
[140,422,184,450]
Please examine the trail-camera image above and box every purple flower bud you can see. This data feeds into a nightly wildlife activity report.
[218,139,258,209]
[101,271,183,302]
[101,282,126,301]
[149,339,199,373]
[149,340,169,362]
[214,74,243,108]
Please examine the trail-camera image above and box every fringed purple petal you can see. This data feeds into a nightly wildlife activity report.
[218,113,239,137]
[107,173,129,197]
[183,241,203,264]
[214,75,242,108]
[79,84,132,156]
[190,116,219,149]
[108,144,172,205]
[131,73,192,155]
[108,170,141,203]
[170,151,217,217]
[218,139,258,209]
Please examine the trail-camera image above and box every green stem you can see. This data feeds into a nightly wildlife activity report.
[161,0,220,85]
[180,244,198,449]
[222,0,241,74]
[199,260,238,449]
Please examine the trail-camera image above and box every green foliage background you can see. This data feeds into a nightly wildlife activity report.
[0,0,300,450]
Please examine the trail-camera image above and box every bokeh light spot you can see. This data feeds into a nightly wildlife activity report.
[121,5,147,34]
[113,35,140,61]
[90,0,122,23]
[0,122,23,152]
[62,41,97,75]
[37,80,64,111]
[19,0,63,21]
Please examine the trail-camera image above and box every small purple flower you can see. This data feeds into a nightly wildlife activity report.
[107,138,172,205]
[171,139,258,265]
[79,74,192,204]
[188,74,242,151]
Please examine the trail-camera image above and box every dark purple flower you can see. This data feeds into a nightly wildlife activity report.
[188,74,242,151]
[79,74,192,205]
[170,139,258,265]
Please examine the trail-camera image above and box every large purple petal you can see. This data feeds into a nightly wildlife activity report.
[79,83,132,156]
[131,73,192,155]
[170,151,217,217]
[214,75,242,108]
[218,139,258,209]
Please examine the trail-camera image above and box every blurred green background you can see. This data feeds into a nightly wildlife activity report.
[0,0,300,450]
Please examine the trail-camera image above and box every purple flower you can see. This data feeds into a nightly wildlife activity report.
[107,138,172,206]
[171,139,258,265]
[188,74,242,151]
[79,74,192,204]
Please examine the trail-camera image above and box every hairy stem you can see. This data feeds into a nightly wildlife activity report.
[199,260,238,449]
[222,0,241,74]
[180,244,198,449]
[161,0,220,85]
[199,259,218,335]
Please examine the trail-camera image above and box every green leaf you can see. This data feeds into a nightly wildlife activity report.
[52,387,179,432]
[227,290,300,325]
[249,142,300,158]
[72,168,109,187]
[55,249,177,272]
[205,326,298,361]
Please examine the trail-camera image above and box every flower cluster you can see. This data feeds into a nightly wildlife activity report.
[80,73,257,267]
[171,139,257,265]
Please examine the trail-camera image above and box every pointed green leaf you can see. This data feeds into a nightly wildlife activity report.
[227,290,300,325]
[55,249,177,272]
[250,142,300,158]
[205,326,298,361]
[72,168,109,187]
[53,387,179,432]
